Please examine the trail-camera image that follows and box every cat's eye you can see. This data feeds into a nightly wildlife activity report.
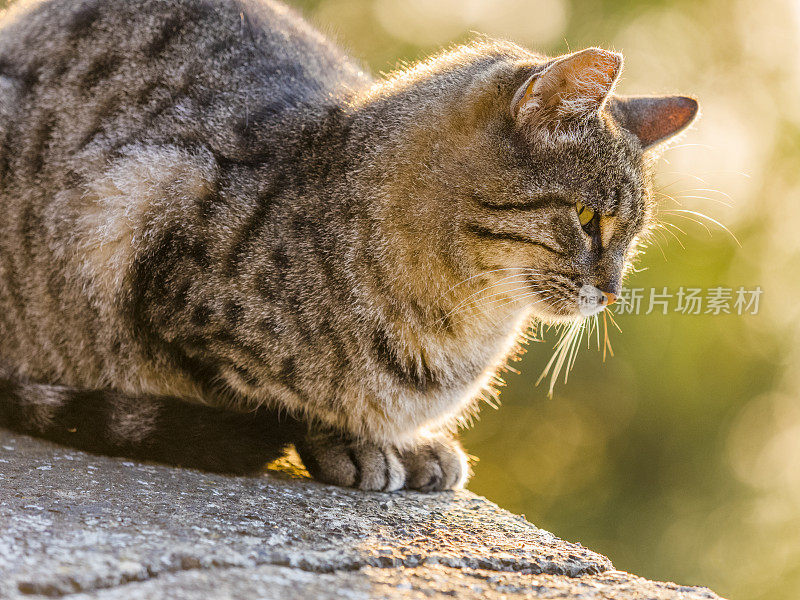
[575,201,595,227]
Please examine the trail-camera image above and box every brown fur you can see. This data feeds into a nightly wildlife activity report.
[0,0,697,490]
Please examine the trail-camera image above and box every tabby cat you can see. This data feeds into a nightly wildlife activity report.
[0,0,697,491]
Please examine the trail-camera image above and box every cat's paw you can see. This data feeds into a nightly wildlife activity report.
[295,431,406,491]
[295,431,469,492]
[399,435,470,492]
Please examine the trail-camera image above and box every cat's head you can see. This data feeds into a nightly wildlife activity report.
[437,46,697,324]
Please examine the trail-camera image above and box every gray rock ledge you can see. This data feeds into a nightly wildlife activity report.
[0,431,724,599]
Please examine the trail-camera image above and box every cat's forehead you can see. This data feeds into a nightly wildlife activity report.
[530,117,645,218]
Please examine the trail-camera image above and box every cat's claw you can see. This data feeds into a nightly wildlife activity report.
[295,432,469,492]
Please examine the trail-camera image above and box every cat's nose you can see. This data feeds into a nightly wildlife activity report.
[602,291,617,306]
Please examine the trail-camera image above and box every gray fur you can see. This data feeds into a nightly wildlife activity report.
[0,0,696,489]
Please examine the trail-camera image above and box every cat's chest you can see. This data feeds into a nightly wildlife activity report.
[380,312,530,438]
[429,309,531,389]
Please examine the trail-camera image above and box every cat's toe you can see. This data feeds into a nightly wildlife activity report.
[296,434,406,491]
[351,444,405,491]
[401,436,470,492]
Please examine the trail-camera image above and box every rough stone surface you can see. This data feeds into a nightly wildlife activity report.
[0,431,724,599]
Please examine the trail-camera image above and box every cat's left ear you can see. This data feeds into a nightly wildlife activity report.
[607,95,699,150]
[512,47,622,128]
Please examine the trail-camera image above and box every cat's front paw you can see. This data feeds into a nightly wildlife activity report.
[295,430,406,491]
[399,435,470,492]
[295,431,469,492]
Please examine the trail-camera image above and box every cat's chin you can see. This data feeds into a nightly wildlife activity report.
[527,285,614,324]
[528,304,588,325]
[528,299,613,324]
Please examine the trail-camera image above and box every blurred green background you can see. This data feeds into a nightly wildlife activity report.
[282,1,798,599]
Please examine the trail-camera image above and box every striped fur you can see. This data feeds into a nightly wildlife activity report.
[0,0,696,489]
[0,373,302,473]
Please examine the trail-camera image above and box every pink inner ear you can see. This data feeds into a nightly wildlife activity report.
[610,96,699,149]
[540,48,622,111]
[567,50,622,104]
[515,48,623,126]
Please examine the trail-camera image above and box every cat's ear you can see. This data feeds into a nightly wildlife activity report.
[512,48,622,128]
[608,95,699,150]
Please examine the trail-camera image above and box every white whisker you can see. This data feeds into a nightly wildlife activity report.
[662,208,741,246]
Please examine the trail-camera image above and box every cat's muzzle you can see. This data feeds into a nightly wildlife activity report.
[577,284,615,316]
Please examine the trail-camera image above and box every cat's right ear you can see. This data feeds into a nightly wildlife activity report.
[511,48,622,131]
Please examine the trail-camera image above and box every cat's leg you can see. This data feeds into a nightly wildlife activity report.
[295,428,469,492]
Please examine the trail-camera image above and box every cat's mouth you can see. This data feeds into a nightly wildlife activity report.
[526,277,614,323]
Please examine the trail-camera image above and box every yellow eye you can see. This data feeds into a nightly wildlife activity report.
[576,201,595,227]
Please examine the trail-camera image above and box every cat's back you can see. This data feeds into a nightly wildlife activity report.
[0,0,369,388]
[0,0,369,175]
